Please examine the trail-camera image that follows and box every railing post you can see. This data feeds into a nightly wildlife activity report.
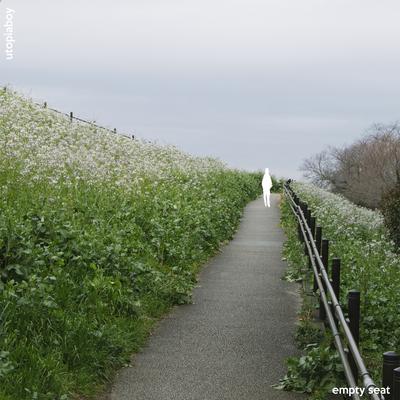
[303,208,309,255]
[301,202,307,216]
[348,290,360,384]
[315,226,322,255]
[394,367,400,400]
[331,258,341,301]
[298,222,303,242]
[305,208,310,226]
[382,352,400,400]
[313,226,322,292]
[331,258,341,325]
[301,203,308,248]
[321,239,329,271]
[318,239,329,320]
[310,216,316,240]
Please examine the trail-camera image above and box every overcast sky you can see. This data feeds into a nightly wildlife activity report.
[2,0,400,178]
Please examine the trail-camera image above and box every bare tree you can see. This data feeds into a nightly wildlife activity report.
[300,123,400,208]
[300,148,337,188]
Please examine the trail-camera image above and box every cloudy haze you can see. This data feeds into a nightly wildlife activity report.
[2,0,400,178]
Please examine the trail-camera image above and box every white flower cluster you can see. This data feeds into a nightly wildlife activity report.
[0,90,227,190]
[292,182,384,232]
[291,181,400,272]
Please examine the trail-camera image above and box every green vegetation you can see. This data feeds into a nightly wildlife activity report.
[381,184,400,248]
[270,176,283,193]
[277,182,400,399]
[0,89,262,399]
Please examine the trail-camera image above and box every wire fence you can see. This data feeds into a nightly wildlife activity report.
[2,86,135,140]
[40,101,135,140]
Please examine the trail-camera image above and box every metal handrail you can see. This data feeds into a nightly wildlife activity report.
[283,183,382,400]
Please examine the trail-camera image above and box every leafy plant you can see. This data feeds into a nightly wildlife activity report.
[275,344,345,400]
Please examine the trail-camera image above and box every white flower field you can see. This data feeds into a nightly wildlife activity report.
[0,89,262,399]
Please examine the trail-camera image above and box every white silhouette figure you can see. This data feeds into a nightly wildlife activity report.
[262,168,272,207]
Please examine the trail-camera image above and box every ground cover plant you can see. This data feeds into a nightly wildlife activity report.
[0,88,262,400]
[278,182,400,399]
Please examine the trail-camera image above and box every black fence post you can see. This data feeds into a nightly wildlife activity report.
[331,258,341,301]
[348,290,360,384]
[298,222,303,242]
[310,216,316,240]
[313,226,322,292]
[321,239,329,272]
[302,204,308,252]
[318,239,329,320]
[44,101,47,108]
[303,213,309,255]
[331,258,341,325]
[393,367,400,400]
[306,209,311,227]
[315,226,322,255]
[382,352,400,400]
[301,202,307,218]
[70,111,73,122]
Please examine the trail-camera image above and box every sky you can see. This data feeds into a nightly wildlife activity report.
[2,0,400,179]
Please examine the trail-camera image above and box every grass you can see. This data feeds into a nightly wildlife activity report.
[0,88,262,399]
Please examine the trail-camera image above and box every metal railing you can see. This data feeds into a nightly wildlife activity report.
[283,182,400,400]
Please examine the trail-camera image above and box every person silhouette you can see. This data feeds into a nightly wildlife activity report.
[262,168,272,207]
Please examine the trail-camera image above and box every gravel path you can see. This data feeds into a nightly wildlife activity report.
[110,194,305,400]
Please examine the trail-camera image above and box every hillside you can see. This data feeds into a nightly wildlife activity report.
[0,89,261,399]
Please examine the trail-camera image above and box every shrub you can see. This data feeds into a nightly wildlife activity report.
[271,176,284,192]
[381,184,400,248]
